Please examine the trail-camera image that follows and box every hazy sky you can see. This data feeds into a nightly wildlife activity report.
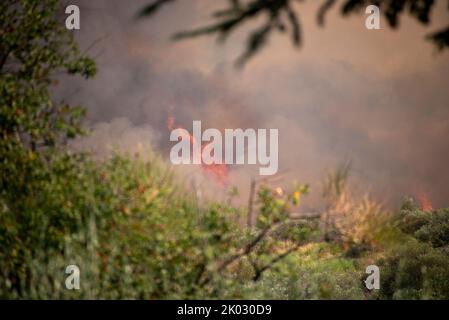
[60,0,449,209]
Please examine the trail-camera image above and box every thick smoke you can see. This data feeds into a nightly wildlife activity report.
[58,0,449,208]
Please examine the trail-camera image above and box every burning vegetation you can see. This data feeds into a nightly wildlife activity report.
[167,115,229,185]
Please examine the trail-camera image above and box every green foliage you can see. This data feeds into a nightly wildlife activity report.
[0,146,320,299]
[0,1,97,256]
[2,0,449,300]
[0,150,244,298]
[0,2,319,294]
[0,0,96,151]
[242,243,366,299]
[396,198,449,248]
[256,183,309,228]
[372,200,449,300]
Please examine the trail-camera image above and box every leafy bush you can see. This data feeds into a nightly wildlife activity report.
[241,243,366,299]
[372,200,449,300]
[0,150,244,298]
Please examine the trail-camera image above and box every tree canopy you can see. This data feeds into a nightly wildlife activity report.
[140,0,449,65]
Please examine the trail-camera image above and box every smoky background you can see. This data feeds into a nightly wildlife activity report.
[55,0,449,209]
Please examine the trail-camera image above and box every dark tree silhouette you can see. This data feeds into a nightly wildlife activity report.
[139,0,449,65]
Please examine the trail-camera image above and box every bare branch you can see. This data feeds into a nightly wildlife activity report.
[252,243,300,281]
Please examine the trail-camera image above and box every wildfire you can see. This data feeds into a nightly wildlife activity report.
[167,115,228,185]
[418,191,433,212]
[167,116,175,131]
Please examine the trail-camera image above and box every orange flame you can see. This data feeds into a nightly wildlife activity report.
[167,115,228,185]
[418,192,433,212]
[167,116,175,131]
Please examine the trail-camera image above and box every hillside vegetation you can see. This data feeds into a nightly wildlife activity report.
[1,0,448,299]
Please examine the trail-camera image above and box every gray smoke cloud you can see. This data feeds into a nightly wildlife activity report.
[57,0,449,209]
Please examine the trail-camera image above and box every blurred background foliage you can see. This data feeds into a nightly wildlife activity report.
[0,0,448,299]
[140,0,449,65]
